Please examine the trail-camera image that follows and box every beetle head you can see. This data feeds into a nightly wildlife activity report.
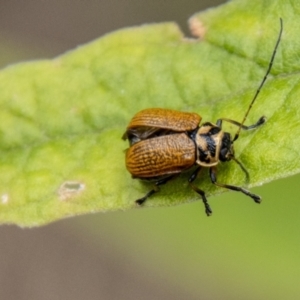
[194,123,234,167]
[194,122,250,181]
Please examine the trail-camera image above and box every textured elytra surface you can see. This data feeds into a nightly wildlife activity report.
[126,108,201,131]
[126,133,196,177]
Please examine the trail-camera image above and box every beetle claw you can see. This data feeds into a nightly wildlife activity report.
[135,198,146,206]
[135,188,157,206]
[205,208,213,216]
[204,204,213,216]
[252,194,262,204]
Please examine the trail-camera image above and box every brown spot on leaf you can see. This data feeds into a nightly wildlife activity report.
[188,17,206,39]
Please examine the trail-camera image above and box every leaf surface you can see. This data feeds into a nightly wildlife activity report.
[0,0,299,226]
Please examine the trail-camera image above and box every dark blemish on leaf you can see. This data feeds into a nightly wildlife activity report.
[188,17,206,39]
[58,181,85,201]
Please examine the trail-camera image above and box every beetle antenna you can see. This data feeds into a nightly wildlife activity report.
[232,18,283,143]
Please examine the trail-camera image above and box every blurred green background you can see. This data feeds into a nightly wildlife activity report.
[0,1,299,299]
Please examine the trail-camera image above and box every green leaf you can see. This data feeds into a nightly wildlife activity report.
[0,0,299,226]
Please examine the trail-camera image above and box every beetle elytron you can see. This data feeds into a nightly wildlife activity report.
[123,19,283,216]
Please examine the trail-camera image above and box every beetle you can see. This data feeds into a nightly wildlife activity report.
[123,19,283,216]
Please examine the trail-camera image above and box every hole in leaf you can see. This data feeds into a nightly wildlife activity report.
[58,181,85,201]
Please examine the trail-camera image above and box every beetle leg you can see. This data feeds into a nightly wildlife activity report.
[188,166,202,183]
[216,116,266,130]
[188,167,212,216]
[209,167,261,203]
[135,175,175,206]
[190,185,213,217]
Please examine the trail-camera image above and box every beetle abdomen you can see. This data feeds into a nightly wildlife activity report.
[126,133,196,178]
[127,108,201,132]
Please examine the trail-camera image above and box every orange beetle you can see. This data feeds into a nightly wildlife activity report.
[123,20,283,215]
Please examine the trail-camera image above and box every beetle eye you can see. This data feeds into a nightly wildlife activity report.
[219,133,232,162]
[220,147,229,160]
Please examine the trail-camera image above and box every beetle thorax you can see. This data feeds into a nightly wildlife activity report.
[194,122,233,167]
